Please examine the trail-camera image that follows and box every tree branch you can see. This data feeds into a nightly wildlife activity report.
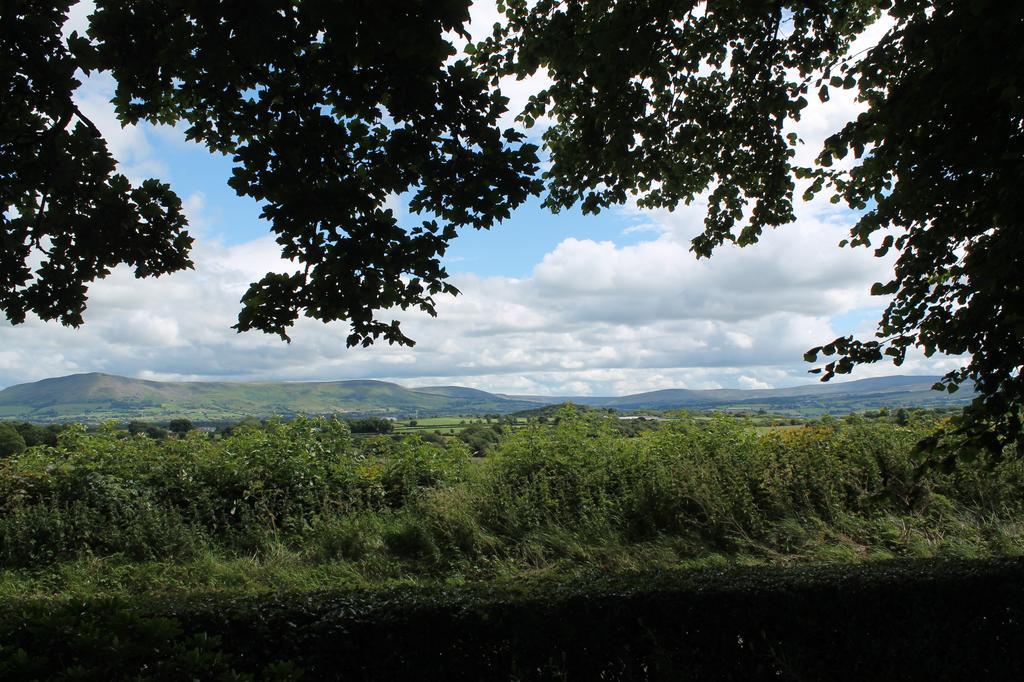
[71,104,102,137]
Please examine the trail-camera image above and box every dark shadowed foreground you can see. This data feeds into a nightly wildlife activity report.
[2,558,1022,680]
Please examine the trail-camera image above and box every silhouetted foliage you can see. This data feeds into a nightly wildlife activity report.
[3,0,539,347]
[2,2,192,328]
[480,0,1024,450]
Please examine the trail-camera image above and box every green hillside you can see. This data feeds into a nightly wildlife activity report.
[0,374,538,424]
[0,373,975,424]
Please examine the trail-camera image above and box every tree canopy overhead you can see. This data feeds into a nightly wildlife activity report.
[480,0,1024,449]
[2,0,1022,448]
[4,0,540,346]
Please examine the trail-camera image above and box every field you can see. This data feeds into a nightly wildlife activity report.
[392,416,528,434]
[1,409,1022,677]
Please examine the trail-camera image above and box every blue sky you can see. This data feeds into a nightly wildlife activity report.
[0,2,963,394]
[444,198,650,279]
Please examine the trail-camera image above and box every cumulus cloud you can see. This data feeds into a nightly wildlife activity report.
[0,206,957,394]
[738,375,772,390]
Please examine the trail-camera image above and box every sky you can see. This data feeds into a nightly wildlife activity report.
[0,2,964,395]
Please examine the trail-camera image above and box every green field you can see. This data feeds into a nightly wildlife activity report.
[393,416,528,434]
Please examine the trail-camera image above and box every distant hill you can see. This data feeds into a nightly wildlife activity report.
[413,386,507,401]
[506,376,974,414]
[0,373,539,424]
[0,373,974,424]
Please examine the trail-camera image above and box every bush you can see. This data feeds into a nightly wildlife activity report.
[476,409,1024,553]
[0,418,477,567]
[384,518,438,561]
[307,514,381,562]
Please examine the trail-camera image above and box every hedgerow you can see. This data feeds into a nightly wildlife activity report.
[0,409,1021,571]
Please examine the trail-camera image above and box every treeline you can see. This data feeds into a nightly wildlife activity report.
[0,415,396,448]
[0,419,199,454]
[0,421,66,457]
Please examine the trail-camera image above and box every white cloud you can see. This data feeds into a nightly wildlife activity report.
[0,208,959,394]
[738,375,772,390]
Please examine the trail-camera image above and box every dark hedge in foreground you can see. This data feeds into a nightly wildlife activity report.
[2,558,1022,680]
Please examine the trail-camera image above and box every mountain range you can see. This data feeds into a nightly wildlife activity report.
[0,373,974,424]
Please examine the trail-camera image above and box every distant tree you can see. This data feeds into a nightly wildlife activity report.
[457,423,504,456]
[167,418,194,435]
[347,418,395,435]
[419,431,445,446]
[126,420,149,435]
[145,425,168,440]
[13,421,60,447]
[895,408,911,427]
[219,416,264,437]
[0,422,27,458]
[409,419,418,427]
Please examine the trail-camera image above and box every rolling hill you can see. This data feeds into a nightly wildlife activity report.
[0,373,974,424]
[505,375,973,413]
[0,374,539,424]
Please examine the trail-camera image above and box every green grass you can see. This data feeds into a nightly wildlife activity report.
[2,511,1020,603]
